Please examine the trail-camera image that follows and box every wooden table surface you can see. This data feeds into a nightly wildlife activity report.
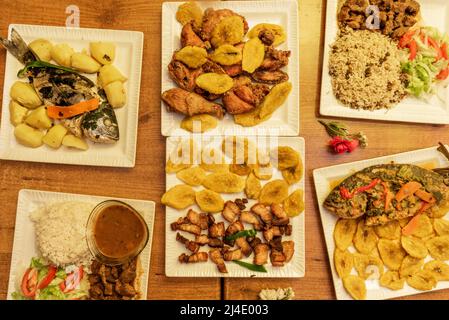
[0,0,448,300]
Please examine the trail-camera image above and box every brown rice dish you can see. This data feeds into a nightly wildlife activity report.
[329,28,407,110]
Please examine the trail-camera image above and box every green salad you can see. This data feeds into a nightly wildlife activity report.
[12,257,88,300]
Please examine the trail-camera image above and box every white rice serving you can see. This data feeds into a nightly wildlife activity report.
[30,201,94,266]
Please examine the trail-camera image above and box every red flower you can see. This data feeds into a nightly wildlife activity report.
[329,136,359,154]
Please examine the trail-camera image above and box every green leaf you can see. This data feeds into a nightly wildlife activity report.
[232,260,267,273]
[30,257,46,269]
[225,229,257,241]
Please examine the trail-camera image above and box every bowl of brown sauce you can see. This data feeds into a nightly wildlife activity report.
[86,200,149,265]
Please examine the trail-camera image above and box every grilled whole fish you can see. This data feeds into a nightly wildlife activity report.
[0,29,119,144]
[323,164,449,226]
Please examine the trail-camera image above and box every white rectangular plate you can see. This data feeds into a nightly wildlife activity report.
[165,136,305,277]
[320,0,449,124]
[0,24,144,167]
[6,189,155,300]
[161,0,299,136]
[313,146,449,300]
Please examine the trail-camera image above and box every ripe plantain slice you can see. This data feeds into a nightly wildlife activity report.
[353,253,384,279]
[353,220,378,254]
[425,235,449,261]
[379,271,405,290]
[334,218,358,251]
[378,239,406,271]
[423,260,449,281]
[406,270,437,291]
[374,221,401,240]
[399,255,424,278]
[401,235,428,259]
[342,275,366,300]
[334,248,354,278]
[433,219,449,236]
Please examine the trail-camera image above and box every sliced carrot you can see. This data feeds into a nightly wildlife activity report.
[395,181,422,202]
[419,201,433,213]
[402,214,421,236]
[46,98,100,119]
[414,189,436,204]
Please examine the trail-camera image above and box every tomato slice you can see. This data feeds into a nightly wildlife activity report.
[399,30,416,48]
[21,268,38,298]
[37,266,57,289]
[442,43,448,60]
[60,266,84,293]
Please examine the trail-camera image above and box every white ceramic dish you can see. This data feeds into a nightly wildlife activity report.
[313,145,449,300]
[161,0,299,136]
[0,24,144,167]
[165,136,305,277]
[6,189,155,300]
[320,0,449,124]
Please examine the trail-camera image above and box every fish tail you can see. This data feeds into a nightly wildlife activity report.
[0,28,36,64]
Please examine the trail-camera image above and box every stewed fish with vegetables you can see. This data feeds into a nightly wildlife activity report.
[324,164,449,226]
[1,29,128,150]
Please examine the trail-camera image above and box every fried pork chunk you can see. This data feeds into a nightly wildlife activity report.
[254,243,269,265]
[251,203,272,224]
[186,209,209,230]
[179,252,209,263]
[282,241,295,263]
[171,221,201,236]
[176,232,200,253]
[209,249,228,273]
[239,211,263,230]
[235,237,252,257]
[209,222,225,238]
[222,201,241,222]
[223,248,243,261]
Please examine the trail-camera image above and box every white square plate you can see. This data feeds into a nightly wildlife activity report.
[6,189,155,300]
[165,136,305,277]
[0,24,144,167]
[161,0,299,136]
[320,0,449,124]
[313,146,449,300]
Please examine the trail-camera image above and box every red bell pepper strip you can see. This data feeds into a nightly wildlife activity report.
[399,30,416,49]
[339,179,381,200]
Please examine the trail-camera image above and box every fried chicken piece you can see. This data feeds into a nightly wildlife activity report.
[223,64,243,77]
[170,222,201,236]
[235,237,252,257]
[251,70,289,84]
[176,232,200,252]
[195,234,210,245]
[222,83,270,115]
[179,252,209,263]
[168,59,202,92]
[187,209,209,230]
[200,8,249,42]
[181,22,207,48]
[201,60,226,74]
[263,226,282,242]
[222,201,241,223]
[251,203,272,224]
[162,88,224,118]
[208,222,225,238]
[226,221,244,236]
[259,47,291,71]
[209,249,228,273]
[254,244,269,265]
[282,241,295,263]
[223,248,243,261]
[239,211,263,230]
[233,75,252,87]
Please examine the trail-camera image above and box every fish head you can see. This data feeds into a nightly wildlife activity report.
[81,102,119,144]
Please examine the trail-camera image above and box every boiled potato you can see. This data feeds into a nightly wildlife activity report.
[90,42,115,65]
[29,39,53,62]
[104,81,126,108]
[98,65,127,87]
[9,100,28,126]
[25,106,52,129]
[10,81,42,109]
[71,52,101,73]
[62,135,89,151]
[42,124,67,149]
[14,124,44,148]
[50,43,74,67]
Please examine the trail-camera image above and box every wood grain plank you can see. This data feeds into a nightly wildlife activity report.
[0,0,220,300]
